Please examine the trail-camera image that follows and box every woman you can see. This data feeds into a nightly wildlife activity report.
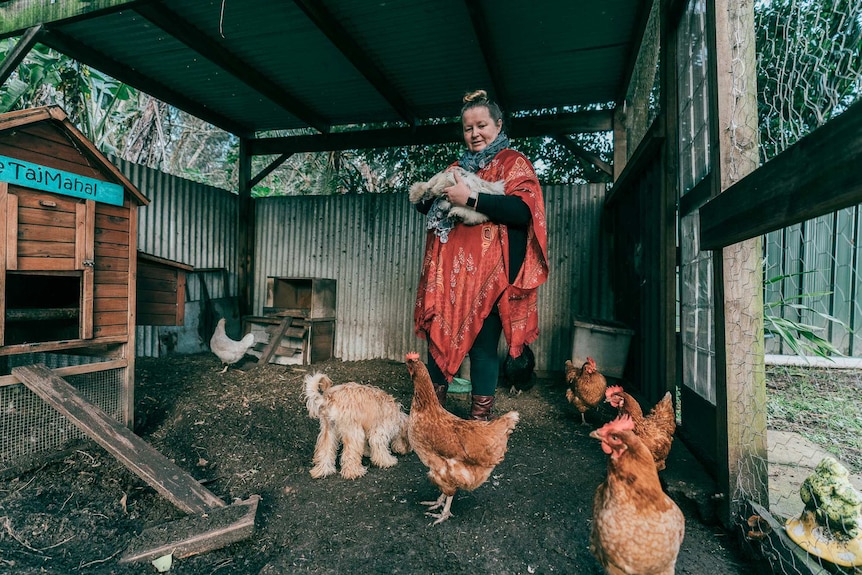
[414,90,548,420]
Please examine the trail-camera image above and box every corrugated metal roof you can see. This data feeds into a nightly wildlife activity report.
[0,0,646,145]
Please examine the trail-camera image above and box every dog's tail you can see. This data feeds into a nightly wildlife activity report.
[304,372,333,419]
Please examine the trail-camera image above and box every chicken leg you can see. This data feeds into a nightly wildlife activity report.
[420,492,455,524]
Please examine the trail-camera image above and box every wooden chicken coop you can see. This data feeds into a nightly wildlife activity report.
[0,106,147,473]
[243,277,336,365]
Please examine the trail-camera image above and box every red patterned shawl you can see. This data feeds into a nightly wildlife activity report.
[414,149,549,381]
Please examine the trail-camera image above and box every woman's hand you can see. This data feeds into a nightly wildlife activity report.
[443,170,471,207]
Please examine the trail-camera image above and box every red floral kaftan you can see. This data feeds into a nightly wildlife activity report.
[414,148,548,381]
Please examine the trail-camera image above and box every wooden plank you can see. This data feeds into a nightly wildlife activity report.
[95,242,133,259]
[120,495,259,564]
[258,316,294,364]
[82,200,95,339]
[700,98,862,250]
[16,256,76,270]
[93,324,127,338]
[0,335,127,357]
[0,183,7,344]
[5,307,78,321]
[94,255,130,272]
[3,184,18,271]
[95,271,131,286]
[95,211,131,233]
[93,227,130,245]
[93,296,128,313]
[137,276,179,293]
[17,205,76,228]
[137,302,181,315]
[16,239,75,257]
[10,364,226,514]
[13,188,81,211]
[17,222,75,240]
[136,290,179,304]
[95,285,128,301]
[0,357,127,387]
[95,310,129,326]
[711,0,769,527]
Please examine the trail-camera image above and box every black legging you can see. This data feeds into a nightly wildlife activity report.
[426,306,503,396]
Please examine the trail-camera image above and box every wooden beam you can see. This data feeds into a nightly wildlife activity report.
[135,4,329,134]
[709,0,768,528]
[238,138,254,318]
[554,135,613,178]
[0,25,42,86]
[605,117,664,207]
[250,153,295,188]
[463,0,510,112]
[11,363,226,514]
[292,0,416,125]
[40,29,253,138]
[0,358,127,387]
[248,109,614,155]
[0,0,146,39]
[700,98,862,250]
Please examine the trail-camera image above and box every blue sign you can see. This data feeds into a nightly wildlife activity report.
[0,154,124,206]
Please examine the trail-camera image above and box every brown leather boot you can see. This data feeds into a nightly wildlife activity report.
[469,394,495,420]
[434,383,449,407]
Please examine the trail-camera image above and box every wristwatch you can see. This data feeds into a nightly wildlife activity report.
[466,190,478,208]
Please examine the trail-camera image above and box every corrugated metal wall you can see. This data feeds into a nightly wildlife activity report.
[117,156,613,369]
[764,207,862,357]
[115,158,240,356]
[254,184,612,372]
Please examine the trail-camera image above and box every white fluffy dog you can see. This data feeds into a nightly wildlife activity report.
[304,373,411,479]
[409,166,504,225]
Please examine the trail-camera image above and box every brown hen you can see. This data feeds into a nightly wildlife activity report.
[565,357,607,426]
[605,386,676,471]
[405,352,519,524]
[590,415,685,575]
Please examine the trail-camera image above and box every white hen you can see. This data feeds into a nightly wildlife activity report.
[210,318,255,373]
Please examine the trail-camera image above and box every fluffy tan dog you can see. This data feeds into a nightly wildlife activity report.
[409,166,504,225]
[304,373,411,479]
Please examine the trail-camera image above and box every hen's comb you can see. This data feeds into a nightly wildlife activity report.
[605,385,624,398]
[603,414,634,434]
[586,357,597,367]
[405,352,420,361]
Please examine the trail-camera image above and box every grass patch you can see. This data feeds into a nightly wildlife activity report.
[766,365,862,474]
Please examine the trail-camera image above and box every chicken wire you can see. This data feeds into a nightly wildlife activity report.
[732,0,862,572]
[0,354,126,475]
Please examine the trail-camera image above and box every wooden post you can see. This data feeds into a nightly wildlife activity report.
[237,138,255,318]
[708,0,769,525]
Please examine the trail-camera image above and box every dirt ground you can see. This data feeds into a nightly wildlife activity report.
[0,353,760,574]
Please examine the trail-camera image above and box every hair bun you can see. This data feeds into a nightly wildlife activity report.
[463,89,489,103]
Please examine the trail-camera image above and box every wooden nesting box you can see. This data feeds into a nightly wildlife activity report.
[245,277,336,365]
[136,251,192,326]
[0,106,148,470]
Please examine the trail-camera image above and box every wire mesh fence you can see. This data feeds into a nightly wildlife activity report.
[737,0,862,572]
[0,354,126,476]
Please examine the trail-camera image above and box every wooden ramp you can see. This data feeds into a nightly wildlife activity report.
[12,363,259,561]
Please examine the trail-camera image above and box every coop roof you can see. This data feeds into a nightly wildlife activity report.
[0,0,649,152]
[0,105,149,205]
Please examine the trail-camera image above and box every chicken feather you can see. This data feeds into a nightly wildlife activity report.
[210,317,255,373]
[605,386,676,471]
[565,357,607,426]
[590,415,685,575]
[405,352,519,524]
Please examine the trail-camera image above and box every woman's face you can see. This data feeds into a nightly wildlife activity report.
[462,106,502,153]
